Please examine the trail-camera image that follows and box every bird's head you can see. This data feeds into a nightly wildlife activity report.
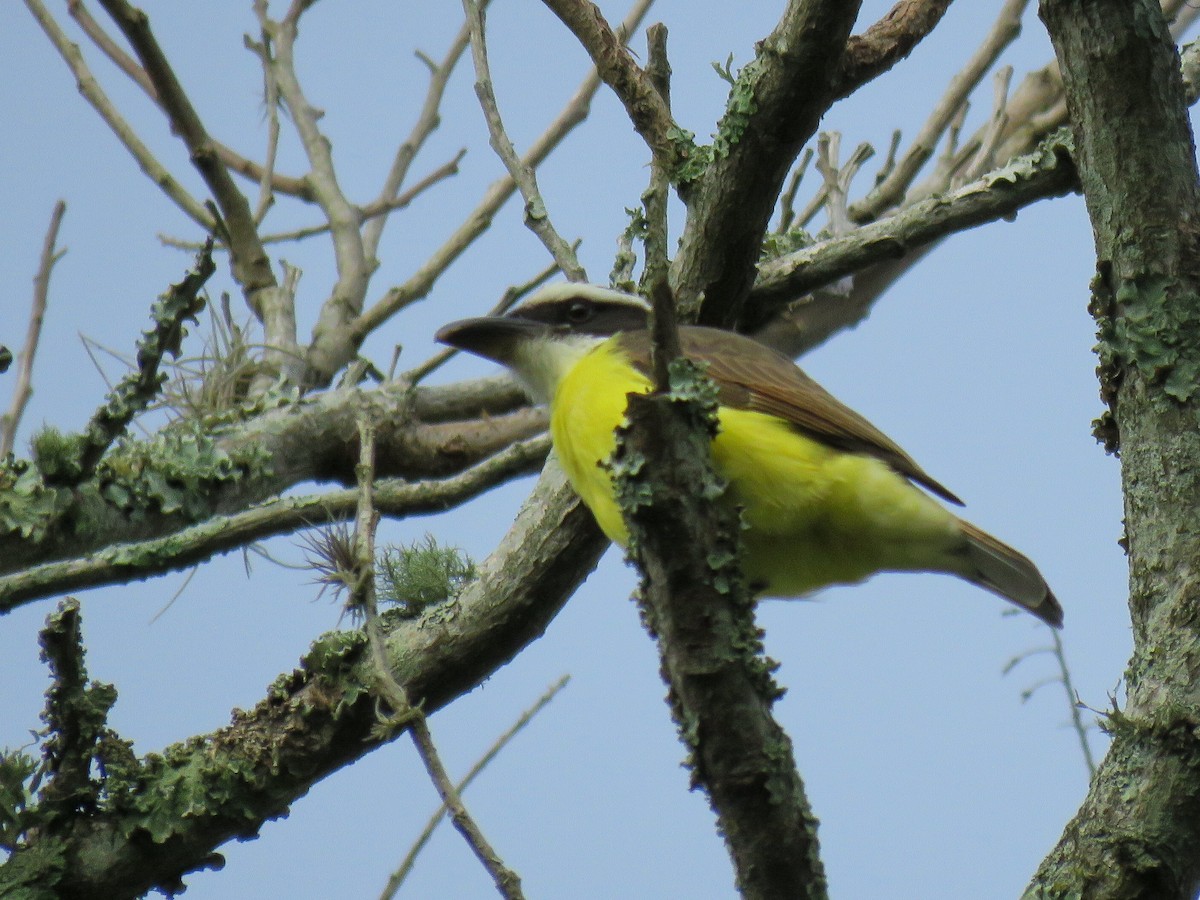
[435,283,649,402]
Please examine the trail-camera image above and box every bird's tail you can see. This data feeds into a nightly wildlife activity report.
[956,519,1063,628]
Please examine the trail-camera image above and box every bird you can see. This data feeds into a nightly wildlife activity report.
[436,283,1062,627]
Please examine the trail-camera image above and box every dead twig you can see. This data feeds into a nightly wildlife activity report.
[850,0,1029,221]
[1,201,67,457]
[463,0,586,282]
[353,0,655,341]
[380,674,569,899]
[352,417,525,900]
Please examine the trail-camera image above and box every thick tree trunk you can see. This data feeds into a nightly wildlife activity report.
[1031,2,1200,897]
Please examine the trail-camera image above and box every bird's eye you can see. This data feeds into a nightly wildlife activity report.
[565,301,593,324]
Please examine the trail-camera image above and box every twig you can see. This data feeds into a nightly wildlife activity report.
[353,417,524,900]
[98,0,276,304]
[814,134,875,235]
[65,0,314,200]
[2,201,66,457]
[1052,629,1097,777]
[777,149,814,232]
[243,13,283,224]
[362,6,485,262]
[0,434,550,613]
[850,0,1030,221]
[749,130,1077,322]
[671,0,861,327]
[94,0,294,386]
[380,674,570,900]
[353,0,655,341]
[539,0,682,174]
[160,152,467,252]
[68,242,215,482]
[961,65,1014,182]
[463,0,586,282]
[23,0,214,231]
[260,150,467,247]
[258,0,369,384]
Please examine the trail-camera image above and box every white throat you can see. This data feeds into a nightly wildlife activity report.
[507,332,607,404]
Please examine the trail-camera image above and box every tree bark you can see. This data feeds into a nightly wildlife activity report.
[1031,2,1200,897]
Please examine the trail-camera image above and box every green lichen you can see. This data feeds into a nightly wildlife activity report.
[94,420,273,521]
[711,57,761,162]
[760,227,816,263]
[1094,273,1200,404]
[0,458,68,541]
[0,749,38,850]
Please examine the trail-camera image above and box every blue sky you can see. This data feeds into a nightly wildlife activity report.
[1,1,1151,896]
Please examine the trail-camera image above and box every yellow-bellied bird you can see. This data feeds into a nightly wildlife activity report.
[437,284,1062,627]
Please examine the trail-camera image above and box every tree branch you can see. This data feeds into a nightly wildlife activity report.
[22,0,215,231]
[0,435,548,613]
[98,0,277,305]
[352,0,655,343]
[260,0,370,387]
[0,465,605,898]
[747,129,1077,331]
[1,201,65,458]
[0,377,542,578]
[849,0,1029,222]
[614,282,827,899]
[69,242,215,483]
[830,0,956,100]
[65,0,315,201]
[671,0,863,327]
[538,0,683,174]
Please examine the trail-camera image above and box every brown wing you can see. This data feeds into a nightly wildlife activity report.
[616,326,964,506]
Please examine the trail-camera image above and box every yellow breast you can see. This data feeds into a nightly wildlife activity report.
[548,339,961,596]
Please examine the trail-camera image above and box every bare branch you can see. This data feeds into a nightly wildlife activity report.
[166,150,468,250]
[23,0,214,230]
[65,0,315,200]
[96,0,280,328]
[353,418,526,900]
[539,0,683,174]
[352,0,655,341]
[362,7,484,262]
[850,0,1029,222]
[813,133,875,235]
[638,23,671,295]
[257,2,369,385]
[463,0,586,282]
[830,0,956,99]
[1,201,66,458]
[960,65,1014,182]
[749,132,1077,329]
[381,675,570,900]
